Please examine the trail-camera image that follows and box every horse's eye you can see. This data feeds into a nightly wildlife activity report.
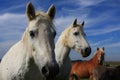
[29,31,35,38]
[74,32,79,36]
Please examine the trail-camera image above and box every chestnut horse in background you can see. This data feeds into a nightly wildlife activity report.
[70,47,105,80]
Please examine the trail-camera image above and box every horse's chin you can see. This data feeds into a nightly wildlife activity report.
[74,48,90,57]
[74,49,81,54]
[80,51,89,58]
[75,49,85,57]
[81,54,88,57]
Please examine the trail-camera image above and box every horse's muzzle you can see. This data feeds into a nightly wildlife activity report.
[81,47,91,57]
[41,62,59,79]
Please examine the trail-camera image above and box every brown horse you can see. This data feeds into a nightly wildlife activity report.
[69,47,105,80]
[93,65,120,80]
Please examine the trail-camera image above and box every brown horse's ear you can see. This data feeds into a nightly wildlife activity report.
[73,18,77,27]
[47,4,56,19]
[103,47,105,50]
[26,2,35,21]
[97,47,99,51]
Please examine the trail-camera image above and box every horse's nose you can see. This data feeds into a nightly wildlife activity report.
[42,63,59,78]
[82,47,91,57]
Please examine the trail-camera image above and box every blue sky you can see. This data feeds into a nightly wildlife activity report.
[0,0,120,61]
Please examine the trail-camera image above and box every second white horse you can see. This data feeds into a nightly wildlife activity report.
[55,19,91,80]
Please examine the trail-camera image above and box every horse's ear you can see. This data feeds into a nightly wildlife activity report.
[47,4,56,19]
[80,21,84,27]
[26,2,35,21]
[72,19,77,27]
[97,47,99,51]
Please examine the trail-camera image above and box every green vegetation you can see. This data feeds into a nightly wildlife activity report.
[104,61,120,67]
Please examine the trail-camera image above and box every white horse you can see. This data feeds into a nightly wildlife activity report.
[0,2,59,80]
[55,19,91,80]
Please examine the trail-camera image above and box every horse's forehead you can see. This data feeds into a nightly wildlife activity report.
[28,18,52,29]
[69,26,81,32]
[94,48,104,56]
[99,48,104,52]
[97,48,104,55]
[29,20,37,28]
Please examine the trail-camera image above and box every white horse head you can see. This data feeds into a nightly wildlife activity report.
[60,19,91,57]
[24,2,59,78]
[0,2,59,80]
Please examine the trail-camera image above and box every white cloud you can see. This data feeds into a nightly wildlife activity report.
[0,0,120,61]
[86,24,120,36]
[54,3,120,37]
[55,10,120,37]
[104,42,120,48]
[0,13,27,39]
[0,40,18,50]
[55,16,75,30]
[0,13,27,58]
[78,0,105,7]
[0,40,18,58]
[0,3,25,13]
[0,13,26,26]
[90,37,114,47]
[55,0,119,30]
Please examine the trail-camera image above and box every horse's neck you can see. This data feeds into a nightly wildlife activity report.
[89,53,99,65]
[55,38,70,65]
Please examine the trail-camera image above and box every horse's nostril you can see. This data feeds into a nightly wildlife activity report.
[85,47,91,54]
[42,63,59,78]
[82,47,91,57]
[42,66,49,77]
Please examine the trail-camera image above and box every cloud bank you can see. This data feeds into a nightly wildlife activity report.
[0,0,120,61]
